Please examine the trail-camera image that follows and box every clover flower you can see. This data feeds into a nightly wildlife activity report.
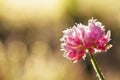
[86,19,112,53]
[60,18,112,63]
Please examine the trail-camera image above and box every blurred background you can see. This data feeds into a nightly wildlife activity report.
[0,0,120,80]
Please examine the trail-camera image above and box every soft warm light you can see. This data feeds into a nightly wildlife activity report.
[6,0,60,12]
[1,0,65,25]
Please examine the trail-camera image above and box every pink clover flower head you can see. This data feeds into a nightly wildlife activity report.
[87,18,112,53]
[60,18,112,62]
[60,24,87,62]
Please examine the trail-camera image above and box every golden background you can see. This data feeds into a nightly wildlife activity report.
[0,0,120,80]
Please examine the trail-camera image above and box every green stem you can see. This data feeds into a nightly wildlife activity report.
[89,53,105,80]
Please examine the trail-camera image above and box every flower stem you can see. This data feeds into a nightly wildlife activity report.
[89,53,105,80]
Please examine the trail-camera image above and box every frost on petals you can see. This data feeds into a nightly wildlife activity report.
[87,19,112,53]
[60,24,87,62]
[60,18,112,62]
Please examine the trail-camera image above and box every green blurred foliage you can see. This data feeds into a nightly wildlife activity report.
[0,0,120,80]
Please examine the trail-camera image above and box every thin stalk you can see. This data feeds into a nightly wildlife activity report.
[89,53,105,80]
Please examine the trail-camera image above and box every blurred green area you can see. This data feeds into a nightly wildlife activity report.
[0,0,120,80]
